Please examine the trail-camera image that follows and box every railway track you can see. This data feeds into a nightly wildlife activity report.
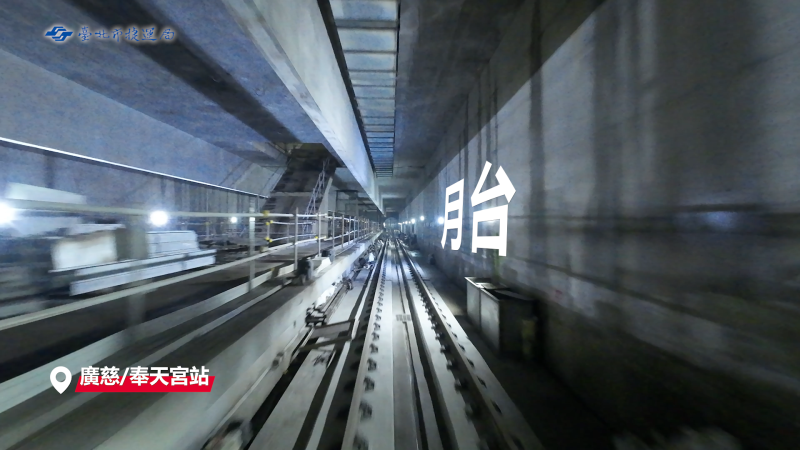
[235,236,543,450]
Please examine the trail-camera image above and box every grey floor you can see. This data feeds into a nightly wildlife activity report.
[407,249,615,450]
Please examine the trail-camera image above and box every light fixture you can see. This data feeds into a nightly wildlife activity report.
[0,203,16,225]
[420,216,425,221]
[149,210,169,227]
[437,217,444,224]
[411,218,416,224]
[230,216,239,224]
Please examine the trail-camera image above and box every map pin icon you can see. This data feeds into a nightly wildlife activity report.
[50,366,72,394]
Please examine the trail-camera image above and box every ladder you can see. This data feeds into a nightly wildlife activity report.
[302,158,329,236]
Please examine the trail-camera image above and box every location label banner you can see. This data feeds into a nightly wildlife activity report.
[50,365,216,394]
[75,376,215,393]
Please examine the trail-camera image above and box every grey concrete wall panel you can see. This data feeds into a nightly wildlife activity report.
[355,86,396,99]
[400,0,800,448]
[363,117,394,125]
[223,0,381,210]
[343,52,396,71]
[331,0,398,22]
[339,29,397,52]
[364,125,394,132]
[350,71,395,86]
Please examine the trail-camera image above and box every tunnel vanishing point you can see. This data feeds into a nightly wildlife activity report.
[0,1,799,450]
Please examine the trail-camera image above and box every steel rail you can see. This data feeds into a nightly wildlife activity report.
[265,239,388,450]
[396,242,544,450]
[389,240,444,450]
[340,239,392,450]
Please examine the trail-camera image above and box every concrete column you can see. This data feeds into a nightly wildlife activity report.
[122,216,149,343]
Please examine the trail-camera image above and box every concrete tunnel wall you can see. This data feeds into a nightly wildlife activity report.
[401,0,800,448]
[0,48,282,212]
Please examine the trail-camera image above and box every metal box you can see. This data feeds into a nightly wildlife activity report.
[464,277,506,333]
[465,277,535,357]
[465,277,491,332]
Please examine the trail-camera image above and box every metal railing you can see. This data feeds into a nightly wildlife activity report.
[0,200,381,331]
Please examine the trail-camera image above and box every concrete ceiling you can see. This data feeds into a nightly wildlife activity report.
[330,0,399,178]
[0,0,327,164]
[0,0,526,215]
[384,0,526,212]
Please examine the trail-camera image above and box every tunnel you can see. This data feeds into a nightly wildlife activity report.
[0,0,798,449]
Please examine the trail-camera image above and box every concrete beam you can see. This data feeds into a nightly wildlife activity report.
[0,49,278,211]
[223,0,382,212]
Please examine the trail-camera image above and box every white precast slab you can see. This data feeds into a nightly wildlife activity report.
[147,231,200,256]
[342,279,394,450]
[51,231,119,270]
[69,252,216,295]
[146,231,198,243]
[354,279,394,450]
